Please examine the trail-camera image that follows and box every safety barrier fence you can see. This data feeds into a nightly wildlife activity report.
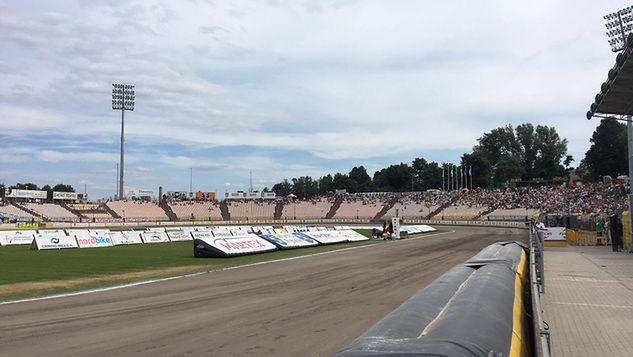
[531,228,551,357]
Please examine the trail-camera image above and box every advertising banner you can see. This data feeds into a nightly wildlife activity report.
[141,231,170,244]
[211,229,233,238]
[247,192,260,199]
[75,233,114,248]
[166,229,192,242]
[191,231,213,240]
[5,189,47,199]
[304,231,348,244]
[32,233,78,250]
[66,229,90,236]
[338,230,370,242]
[259,232,319,249]
[262,192,276,200]
[0,230,35,245]
[53,191,79,200]
[195,191,216,201]
[225,192,245,199]
[197,234,277,256]
[109,231,143,245]
[542,227,566,241]
[146,227,166,232]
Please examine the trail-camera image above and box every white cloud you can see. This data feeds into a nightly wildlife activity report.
[0,0,624,197]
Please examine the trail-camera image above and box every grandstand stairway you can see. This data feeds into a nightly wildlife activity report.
[160,202,178,221]
[220,201,231,220]
[16,203,48,222]
[325,196,344,219]
[427,195,459,219]
[60,202,87,220]
[101,204,121,219]
[274,200,284,220]
[372,195,400,222]
[474,206,496,221]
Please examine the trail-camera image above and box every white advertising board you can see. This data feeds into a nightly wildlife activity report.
[141,231,170,244]
[32,233,78,250]
[304,231,348,244]
[338,230,370,242]
[146,227,166,232]
[0,230,34,245]
[75,233,114,248]
[53,191,79,200]
[5,189,47,199]
[66,229,90,236]
[542,227,566,241]
[109,231,143,245]
[191,231,213,240]
[259,232,319,248]
[166,230,192,242]
[211,229,233,238]
[38,230,66,237]
[197,234,277,256]
[89,229,112,234]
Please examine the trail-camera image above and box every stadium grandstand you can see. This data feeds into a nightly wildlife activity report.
[106,200,169,222]
[225,199,276,220]
[280,197,334,220]
[67,203,120,223]
[20,202,79,222]
[0,203,34,222]
[333,194,391,219]
[168,200,223,221]
[0,180,629,224]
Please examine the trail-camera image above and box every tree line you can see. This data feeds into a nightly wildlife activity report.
[273,121,624,200]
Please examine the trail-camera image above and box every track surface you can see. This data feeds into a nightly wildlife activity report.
[0,226,526,357]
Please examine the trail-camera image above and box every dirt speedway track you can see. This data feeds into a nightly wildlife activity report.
[0,226,526,357]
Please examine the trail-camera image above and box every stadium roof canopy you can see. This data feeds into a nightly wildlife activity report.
[587,33,633,119]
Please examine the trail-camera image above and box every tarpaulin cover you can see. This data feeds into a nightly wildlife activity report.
[334,241,528,357]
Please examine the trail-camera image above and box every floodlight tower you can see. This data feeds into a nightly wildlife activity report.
[604,6,633,253]
[112,84,135,200]
[604,6,633,52]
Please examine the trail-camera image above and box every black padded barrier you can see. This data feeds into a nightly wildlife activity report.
[334,241,529,357]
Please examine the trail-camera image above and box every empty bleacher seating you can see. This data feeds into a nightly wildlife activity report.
[0,204,34,222]
[168,201,223,221]
[21,203,80,222]
[106,201,168,221]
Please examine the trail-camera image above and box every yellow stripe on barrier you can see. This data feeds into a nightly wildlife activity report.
[510,250,528,357]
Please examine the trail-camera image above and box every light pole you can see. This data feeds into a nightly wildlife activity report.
[604,6,633,251]
[112,84,135,201]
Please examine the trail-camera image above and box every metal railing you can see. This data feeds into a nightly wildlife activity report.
[530,227,551,356]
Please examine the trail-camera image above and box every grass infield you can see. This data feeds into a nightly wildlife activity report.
[0,229,447,301]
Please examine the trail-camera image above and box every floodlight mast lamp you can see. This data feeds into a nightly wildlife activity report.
[604,6,633,52]
[112,84,135,200]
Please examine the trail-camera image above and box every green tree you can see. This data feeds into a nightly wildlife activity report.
[291,176,318,199]
[11,183,39,190]
[349,166,374,192]
[272,179,292,197]
[318,174,334,195]
[533,125,568,180]
[495,155,524,185]
[332,173,356,192]
[373,163,412,192]
[583,118,627,181]
[461,152,491,188]
[41,184,53,201]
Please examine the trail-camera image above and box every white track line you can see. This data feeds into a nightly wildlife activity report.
[1,230,454,305]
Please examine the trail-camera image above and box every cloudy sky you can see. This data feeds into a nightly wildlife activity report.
[0,0,629,198]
